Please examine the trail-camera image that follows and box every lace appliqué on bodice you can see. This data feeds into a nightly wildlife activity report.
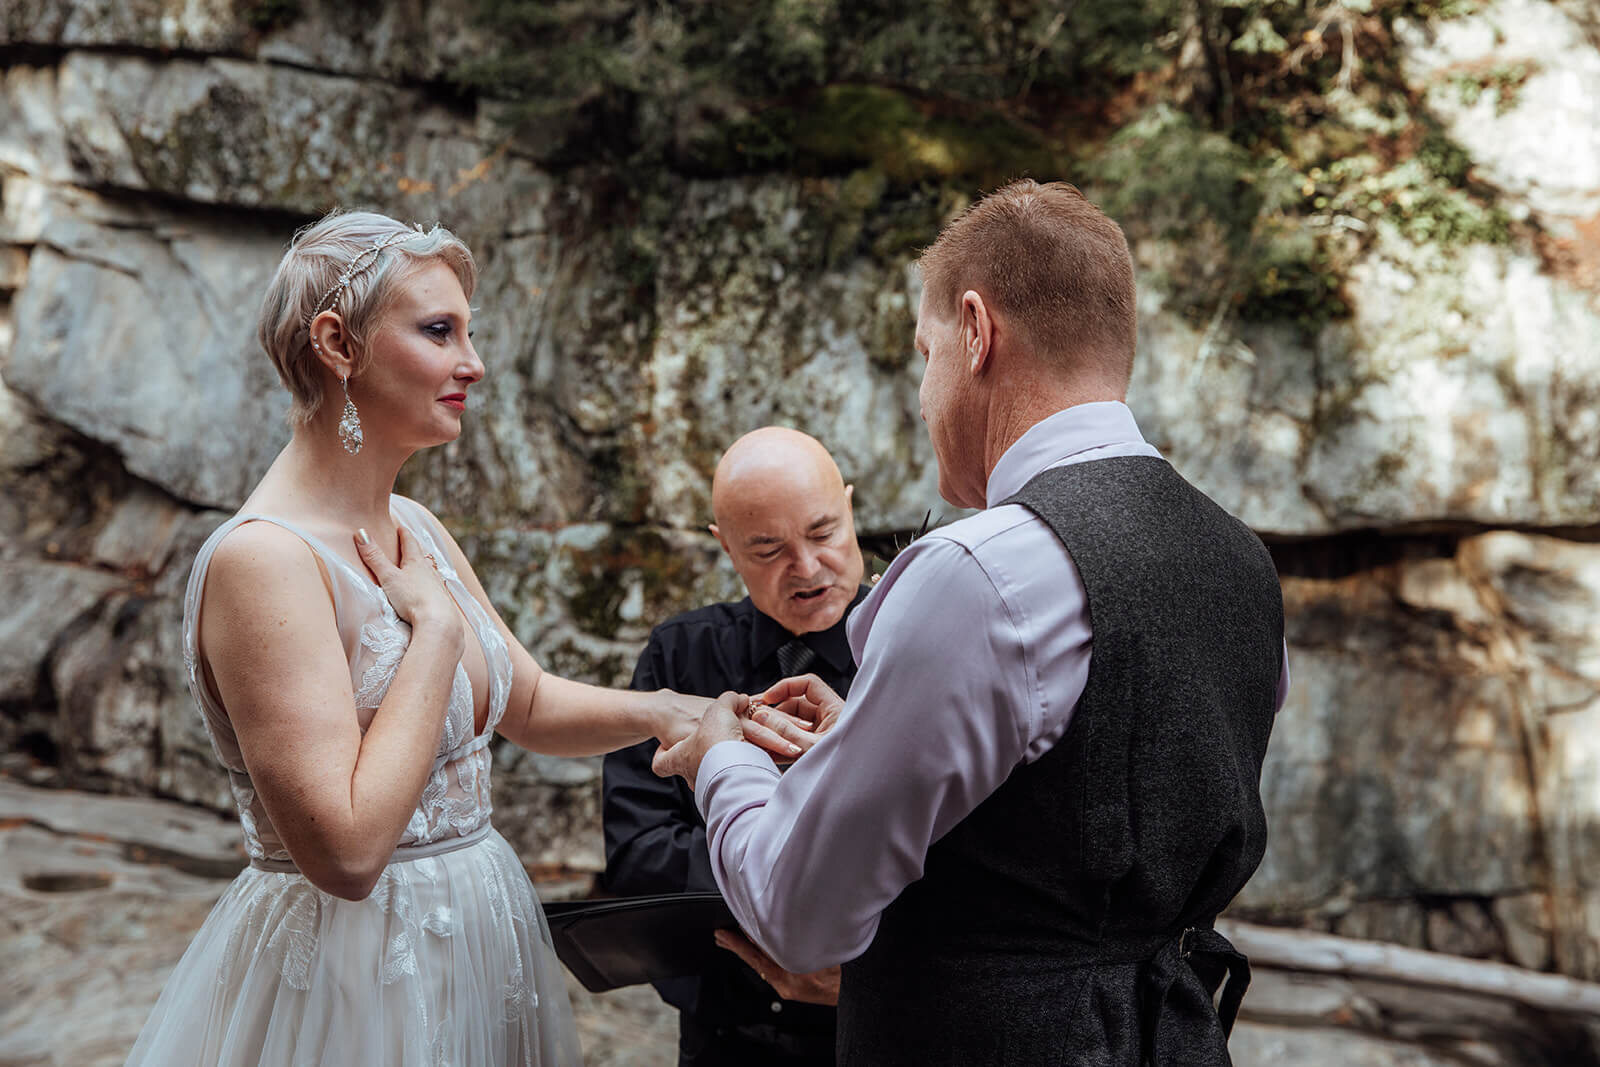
[355,612,410,709]
[182,499,514,868]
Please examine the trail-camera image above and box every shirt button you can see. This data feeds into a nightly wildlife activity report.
[770,1001,783,1013]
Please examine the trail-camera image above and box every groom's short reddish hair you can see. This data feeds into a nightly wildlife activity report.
[919,180,1136,389]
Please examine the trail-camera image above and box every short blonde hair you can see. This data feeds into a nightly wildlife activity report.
[920,180,1136,388]
[257,210,477,426]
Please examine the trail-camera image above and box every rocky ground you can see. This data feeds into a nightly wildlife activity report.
[8,776,1600,1066]
[0,775,678,1067]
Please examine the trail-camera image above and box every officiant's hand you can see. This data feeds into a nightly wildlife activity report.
[652,691,757,790]
[714,929,840,1006]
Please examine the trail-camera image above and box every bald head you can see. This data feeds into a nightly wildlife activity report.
[710,428,863,635]
[712,427,846,522]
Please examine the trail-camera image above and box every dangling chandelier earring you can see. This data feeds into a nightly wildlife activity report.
[337,375,364,455]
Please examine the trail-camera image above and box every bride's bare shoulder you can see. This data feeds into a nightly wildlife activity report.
[204,521,330,613]
[211,518,316,567]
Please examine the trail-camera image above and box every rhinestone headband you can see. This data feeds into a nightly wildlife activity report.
[303,225,435,325]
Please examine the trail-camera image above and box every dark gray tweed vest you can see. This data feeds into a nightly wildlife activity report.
[836,455,1283,1067]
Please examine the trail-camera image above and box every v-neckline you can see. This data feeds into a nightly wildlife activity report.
[230,509,499,741]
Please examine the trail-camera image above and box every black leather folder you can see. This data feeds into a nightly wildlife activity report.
[542,892,738,993]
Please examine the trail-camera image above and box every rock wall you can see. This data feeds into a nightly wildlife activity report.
[5,0,1600,1020]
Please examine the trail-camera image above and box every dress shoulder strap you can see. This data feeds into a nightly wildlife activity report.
[181,513,375,761]
[389,494,450,557]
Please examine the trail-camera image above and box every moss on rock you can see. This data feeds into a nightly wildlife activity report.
[457,0,1505,340]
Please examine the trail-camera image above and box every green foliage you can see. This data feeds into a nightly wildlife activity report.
[1094,106,1266,248]
[1231,16,1291,55]
[245,0,302,32]
[456,0,1508,336]
[1395,0,1479,17]
[1085,0,1511,333]
[457,0,1186,173]
[1451,62,1537,115]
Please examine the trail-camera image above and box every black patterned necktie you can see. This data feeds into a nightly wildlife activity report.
[776,638,817,678]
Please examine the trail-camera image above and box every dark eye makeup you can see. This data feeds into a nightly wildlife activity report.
[422,318,475,343]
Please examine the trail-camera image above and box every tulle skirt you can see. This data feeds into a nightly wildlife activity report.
[125,828,582,1066]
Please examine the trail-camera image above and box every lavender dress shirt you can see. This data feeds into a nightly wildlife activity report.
[692,401,1291,974]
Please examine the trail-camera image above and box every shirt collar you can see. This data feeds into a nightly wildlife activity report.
[747,586,869,675]
[985,401,1148,508]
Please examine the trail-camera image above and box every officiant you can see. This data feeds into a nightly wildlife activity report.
[601,426,869,1066]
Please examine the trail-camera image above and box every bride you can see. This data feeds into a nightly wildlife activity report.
[126,211,716,1065]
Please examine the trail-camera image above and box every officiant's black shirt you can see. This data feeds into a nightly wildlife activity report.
[602,590,865,1064]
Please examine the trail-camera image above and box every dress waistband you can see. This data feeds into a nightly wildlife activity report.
[249,822,493,874]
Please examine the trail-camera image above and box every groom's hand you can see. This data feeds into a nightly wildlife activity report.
[752,675,844,758]
[652,691,748,790]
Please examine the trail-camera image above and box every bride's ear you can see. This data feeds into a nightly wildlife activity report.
[308,312,356,380]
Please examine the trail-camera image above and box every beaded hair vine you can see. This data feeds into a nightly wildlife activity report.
[302,224,437,326]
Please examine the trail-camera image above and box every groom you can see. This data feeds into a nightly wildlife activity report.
[655,179,1288,1065]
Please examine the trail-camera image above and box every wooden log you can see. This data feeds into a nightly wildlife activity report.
[1218,919,1600,1018]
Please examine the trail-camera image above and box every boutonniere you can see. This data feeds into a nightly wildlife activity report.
[865,508,940,585]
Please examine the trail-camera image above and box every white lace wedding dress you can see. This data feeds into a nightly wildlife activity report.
[126,496,582,1066]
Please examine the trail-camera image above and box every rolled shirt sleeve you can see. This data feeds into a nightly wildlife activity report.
[695,533,1083,974]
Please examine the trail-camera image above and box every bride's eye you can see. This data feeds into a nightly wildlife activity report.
[423,321,452,341]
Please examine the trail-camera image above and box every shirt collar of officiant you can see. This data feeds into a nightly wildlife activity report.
[748,585,869,676]
[985,400,1150,509]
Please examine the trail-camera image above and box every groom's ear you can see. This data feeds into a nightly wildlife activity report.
[960,290,994,376]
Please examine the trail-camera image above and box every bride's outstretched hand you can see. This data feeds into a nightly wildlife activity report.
[650,690,714,750]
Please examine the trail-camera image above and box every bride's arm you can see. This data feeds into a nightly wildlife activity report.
[200,523,464,901]
[428,521,704,756]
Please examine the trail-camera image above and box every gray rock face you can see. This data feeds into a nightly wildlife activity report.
[1398,0,1600,224]
[7,9,1598,533]
[5,196,292,508]
[0,562,125,704]
[3,0,250,55]
[5,2,1600,1062]
[1236,531,1600,981]
[2,0,486,81]
[1132,226,1600,536]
